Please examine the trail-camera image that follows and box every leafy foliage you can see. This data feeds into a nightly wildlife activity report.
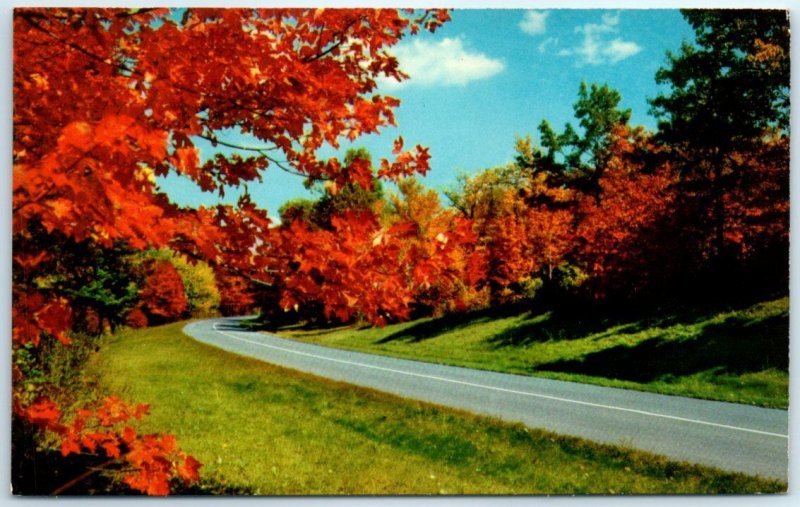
[138,260,189,324]
[386,178,487,316]
[19,396,200,496]
[279,148,386,229]
[13,7,450,494]
[216,272,259,317]
[445,86,677,304]
[649,9,790,268]
[143,250,221,318]
[535,82,632,197]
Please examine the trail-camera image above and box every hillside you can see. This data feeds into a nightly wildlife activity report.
[275,298,789,408]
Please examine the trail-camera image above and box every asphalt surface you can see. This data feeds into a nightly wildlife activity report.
[183,317,789,481]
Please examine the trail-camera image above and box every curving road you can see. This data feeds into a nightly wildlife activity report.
[184,317,788,481]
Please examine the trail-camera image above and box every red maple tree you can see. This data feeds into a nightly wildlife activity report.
[573,126,677,297]
[13,7,450,494]
[139,260,189,324]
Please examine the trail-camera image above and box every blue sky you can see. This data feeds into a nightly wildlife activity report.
[162,9,698,217]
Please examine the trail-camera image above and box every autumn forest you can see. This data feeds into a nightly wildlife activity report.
[11,8,789,495]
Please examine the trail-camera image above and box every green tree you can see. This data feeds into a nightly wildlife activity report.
[314,148,385,221]
[649,9,789,261]
[67,264,138,334]
[278,198,317,226]
[531,81,631,198]
[282,148,385,229]
[21,233,140,334]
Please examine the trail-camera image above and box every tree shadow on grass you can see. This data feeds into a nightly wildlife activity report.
[535,313,788,382]
[486,298,773,349]
[488,312,645,348]
[376,302,531,344]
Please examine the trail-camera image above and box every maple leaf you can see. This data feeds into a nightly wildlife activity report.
[174,147,199,175]
[177,455,202,483]
[36,299,73,345]
[102,441,122,458]
[393,136,404,154]
[23,398,61,427]
[61,436,81,457]
[121,426,137,445]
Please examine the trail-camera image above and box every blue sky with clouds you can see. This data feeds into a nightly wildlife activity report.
[162,9,697,217]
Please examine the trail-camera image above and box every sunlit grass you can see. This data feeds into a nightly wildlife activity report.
[84,322,784,494]
[278,298,789,408]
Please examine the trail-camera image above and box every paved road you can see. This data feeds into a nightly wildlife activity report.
[184,317,789,481]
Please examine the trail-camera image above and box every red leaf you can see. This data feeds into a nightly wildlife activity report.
[121,426,137,445]
[23,398,61,427]
[133,404,150,419]
[102,441,121,458]
[61,436,81,457]
[392,136,404,154]
[36,298,73,344]
[81,435,98,453]
[177,455,202,483]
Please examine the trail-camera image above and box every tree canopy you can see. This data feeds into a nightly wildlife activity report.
[649,8,789,266]
[533,82,632,198]
[13,7,450,495]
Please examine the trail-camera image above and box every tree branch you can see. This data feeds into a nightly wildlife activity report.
[197,134,309,178]
[50,458,118,496]
[18,12,137,76]
[198,133,278,153]
[301,16,362,63]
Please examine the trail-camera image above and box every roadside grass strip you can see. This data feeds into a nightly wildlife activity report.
[277,298,789,409]
[85,322,786,494]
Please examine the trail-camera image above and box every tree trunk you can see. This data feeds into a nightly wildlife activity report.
[712,155,725,260]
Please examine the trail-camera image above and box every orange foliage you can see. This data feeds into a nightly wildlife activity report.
[125,308,149,329]
[717,135,788,259]
[273,196,484,325]
[277,210,415,326]
[386,179,487,314]
[13,7,449,493]
[20,396,200,496]
[573,127,677,296]
[216,273,258,316]
[140,261,188,323]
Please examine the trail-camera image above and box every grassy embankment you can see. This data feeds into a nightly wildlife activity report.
[277,298,789,409]
[85,322,785,494]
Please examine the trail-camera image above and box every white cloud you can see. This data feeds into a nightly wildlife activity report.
[604,38,643,63]
[520,11,549,35]
[538,36,558,54]
[380,37,505,89]
[558,12,642,66]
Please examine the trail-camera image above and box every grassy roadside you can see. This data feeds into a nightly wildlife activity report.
[276,297,789,409]
[84,322,785,494]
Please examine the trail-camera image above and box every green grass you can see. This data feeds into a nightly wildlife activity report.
[83,322,785,494]
[277,298,789,408]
